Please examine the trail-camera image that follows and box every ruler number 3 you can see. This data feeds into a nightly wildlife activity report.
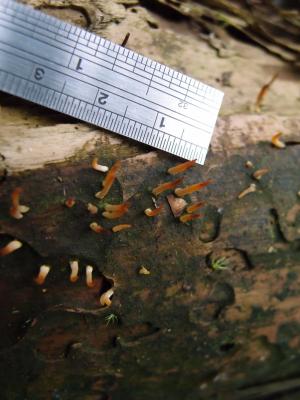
[98,92,109,105]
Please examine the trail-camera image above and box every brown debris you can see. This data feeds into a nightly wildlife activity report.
[64,198,76,208]
[139,266,150,275]
[121,32,130,47]
[166,194,187,218]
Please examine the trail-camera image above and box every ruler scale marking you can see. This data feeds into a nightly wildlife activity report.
[1,65,206,154]
[0,0,223,164]
[0,39,213,133]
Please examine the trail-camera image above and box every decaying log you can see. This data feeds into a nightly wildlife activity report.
[0,1,300,399]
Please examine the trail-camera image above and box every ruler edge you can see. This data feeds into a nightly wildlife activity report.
[1,0,224,100]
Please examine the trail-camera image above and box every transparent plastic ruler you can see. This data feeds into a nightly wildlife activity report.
[0,0,224,164]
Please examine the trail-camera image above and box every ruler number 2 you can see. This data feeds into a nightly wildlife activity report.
[98,92,109,105]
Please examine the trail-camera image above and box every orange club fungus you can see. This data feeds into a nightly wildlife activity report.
[186,202,204,214]
[90,222,106,233]
[103,202,129,219]
[152,178,183,196]
[179,213,202,223]
[168,159,197,175]
[175,180,212,197]
[112,224,132,232]
[95,160,121,199]
[144,204,164,217]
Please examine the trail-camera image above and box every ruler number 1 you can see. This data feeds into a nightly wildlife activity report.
[98,92,109,105]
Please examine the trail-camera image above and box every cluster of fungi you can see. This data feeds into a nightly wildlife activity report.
[0,156,212,307]
[0,132,287,306]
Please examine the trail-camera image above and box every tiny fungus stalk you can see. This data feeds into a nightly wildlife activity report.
[69,260,79,283]
[10,187,30,219]
[238,183,257,199]
[34,265,51,285]
[100,288,114,306]
[0,240,22,256]
[92,158,109,172]
[86,265,94,288]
